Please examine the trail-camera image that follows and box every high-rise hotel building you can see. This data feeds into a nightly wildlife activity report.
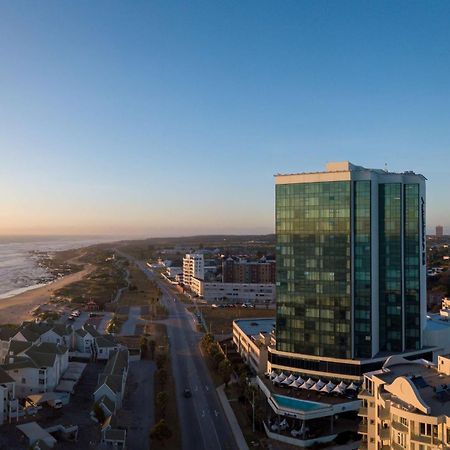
[269,161,433,380]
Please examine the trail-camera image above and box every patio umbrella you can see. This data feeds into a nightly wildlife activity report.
[289,379,302,388]
[296,375,305,385]
[337,381,348,390]
[282,377,293,385]
[279,372,287,381]
[320,383,333,393]
[325,381,336,390]
[332,385,345,395]
[347,382,359,391]
[273,375,284,384]
[285,374,297,383]
[310,379,325,391]
[269,370,278,379]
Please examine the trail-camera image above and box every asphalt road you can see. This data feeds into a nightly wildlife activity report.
[134,260,237,450]
[121,306,141,336]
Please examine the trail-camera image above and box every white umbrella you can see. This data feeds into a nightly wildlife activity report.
[332,385,345,395]
[282,377,293,385]
[337,381,348,390]
[304,378,315,388]
[347,382,359,391]
[273,375,284,384]
[279,372,287,381]
[320,383,333,393]
[299,381,310,390]
[289,379,302,388]
[310,379,325,391]
[269,370,278,379]
[285,374,297,383]
[296,375,305,385]
[325,381,336,390]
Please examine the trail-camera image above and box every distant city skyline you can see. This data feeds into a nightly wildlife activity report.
[1,2,449,236]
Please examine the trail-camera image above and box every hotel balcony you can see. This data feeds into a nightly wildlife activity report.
[357,423,368,434]
[411,434,432,445]
[358,406,368,417]
[378,427,390,441]
[391,420,408,433]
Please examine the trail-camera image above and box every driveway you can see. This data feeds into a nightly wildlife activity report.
[120,306,142,336]
[118,359,156,450]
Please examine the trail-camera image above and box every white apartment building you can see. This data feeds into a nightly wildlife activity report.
[0,367,16,424]
[2,342,69,398]
[182,253,205,287]
[233,318,275,374]
[359,354,450,450]
[190,277,276,304]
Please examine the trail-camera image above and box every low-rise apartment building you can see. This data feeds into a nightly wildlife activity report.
[2,342,69,398]
[359,354,450,449]
[190,277,275,304]
[233,318,274,374]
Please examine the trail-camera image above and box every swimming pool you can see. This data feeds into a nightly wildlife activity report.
[272,394,326,411]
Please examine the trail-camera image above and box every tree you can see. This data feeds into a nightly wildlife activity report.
[155,368,167,385]
[150,419,172,441]
[156,351,167,369]
[156,391,169,417]
[201,333,214,351]
[212,351,225,370]
[148,340,156,359]
[218,359,232,387]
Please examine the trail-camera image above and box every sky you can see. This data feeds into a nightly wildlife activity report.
[0,1,449,237]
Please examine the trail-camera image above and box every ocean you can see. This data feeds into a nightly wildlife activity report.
[0,235,118,299]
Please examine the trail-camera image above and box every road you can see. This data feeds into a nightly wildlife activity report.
[133,259,237,450]
[120,306,141,336]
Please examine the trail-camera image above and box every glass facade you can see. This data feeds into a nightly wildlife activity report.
[379,184,403,353]
[276,181,352,359]
[353,181,372,358]
[404,184,421,350]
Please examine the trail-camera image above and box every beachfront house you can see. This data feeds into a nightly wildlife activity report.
[74,324,100,356]
[93,349,129,412]
[1,342,69,398]
[94,335,121,361]
[0,367,16,424]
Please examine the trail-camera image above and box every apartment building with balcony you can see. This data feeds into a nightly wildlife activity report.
[359,354,450,449]
[182,253,205,288]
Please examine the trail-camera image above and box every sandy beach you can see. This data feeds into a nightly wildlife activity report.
[0,264,94,325]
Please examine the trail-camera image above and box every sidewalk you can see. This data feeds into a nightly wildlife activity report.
[217,384,249,450]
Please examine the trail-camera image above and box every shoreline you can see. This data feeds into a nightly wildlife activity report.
[0,282,51,300]
[0,264,94,325]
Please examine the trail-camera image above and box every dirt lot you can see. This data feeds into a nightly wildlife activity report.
[190,305,275,335]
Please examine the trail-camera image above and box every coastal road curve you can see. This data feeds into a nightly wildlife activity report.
[131,259,237,450]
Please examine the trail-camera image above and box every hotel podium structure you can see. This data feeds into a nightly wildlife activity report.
[269,162,432,381]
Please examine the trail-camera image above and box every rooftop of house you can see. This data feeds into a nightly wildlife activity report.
[0,366,15,384]
[97,374,123,395]
[96,335,118,348]
[103,349,129,376]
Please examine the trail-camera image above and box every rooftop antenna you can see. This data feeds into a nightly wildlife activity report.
[384,162,388,172]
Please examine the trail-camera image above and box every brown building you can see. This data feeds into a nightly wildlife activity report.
[222,257,275,284]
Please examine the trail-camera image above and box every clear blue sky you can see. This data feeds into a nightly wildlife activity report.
[0,1,449,236]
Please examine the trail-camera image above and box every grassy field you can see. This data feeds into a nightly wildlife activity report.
[189,306,275,335]
[118,264,168,319]
[118,265,161,307]
[146,322,181,450]
[54,248,128,308]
